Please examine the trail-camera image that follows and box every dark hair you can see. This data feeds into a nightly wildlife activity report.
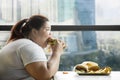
[7,15,49,43]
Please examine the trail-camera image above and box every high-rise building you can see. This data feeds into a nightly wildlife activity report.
[57,0,75,22]
[75,0,97,50]
[75,0,95,24]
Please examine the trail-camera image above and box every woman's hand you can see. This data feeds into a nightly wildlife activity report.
[51,39,65,55]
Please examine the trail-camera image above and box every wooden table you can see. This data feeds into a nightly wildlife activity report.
[54,71,120,80]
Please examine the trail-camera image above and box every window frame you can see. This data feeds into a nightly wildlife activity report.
[0,25,120,31]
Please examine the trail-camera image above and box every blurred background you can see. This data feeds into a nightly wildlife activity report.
[0,0,120,71]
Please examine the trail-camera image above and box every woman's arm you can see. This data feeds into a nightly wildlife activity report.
[25,40,64,80]
[25,54,60,80]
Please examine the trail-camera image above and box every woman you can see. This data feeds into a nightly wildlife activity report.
[0,15,65,80]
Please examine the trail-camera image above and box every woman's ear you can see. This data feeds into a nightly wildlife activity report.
[31,28,38,37]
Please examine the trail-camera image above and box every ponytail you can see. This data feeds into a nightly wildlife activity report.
[7,14,49,44]
[7,19,27,43]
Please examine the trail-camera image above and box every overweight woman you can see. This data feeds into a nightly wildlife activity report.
[0,15,65,80]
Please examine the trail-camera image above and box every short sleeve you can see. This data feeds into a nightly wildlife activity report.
[18,44,47,66]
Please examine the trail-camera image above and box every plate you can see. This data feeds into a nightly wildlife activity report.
[75,70,111,75]
[76,72,110,75]
[74,66,111,75]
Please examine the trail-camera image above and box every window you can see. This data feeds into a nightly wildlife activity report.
[0,0,120,71]
[0,0,120,25]
[0,31,10,49]
[49,30,120,71]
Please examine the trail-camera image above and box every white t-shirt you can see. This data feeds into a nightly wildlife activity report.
[0,39,47,80]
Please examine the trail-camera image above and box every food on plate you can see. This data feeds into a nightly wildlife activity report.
[74,61,111,75]
[74,61,100,73]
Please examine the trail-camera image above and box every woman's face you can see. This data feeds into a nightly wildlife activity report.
[35,21,51,48]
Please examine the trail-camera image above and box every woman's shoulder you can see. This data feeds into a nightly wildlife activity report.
[17,38,32,42]
[15,38,36,46]
[16,38,41,48]
[14,38,31,44]
[1,39,34,51]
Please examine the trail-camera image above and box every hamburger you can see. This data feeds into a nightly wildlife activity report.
[74,61,100,73]
[82,61,100,72]
[47,38,66,49]
[47,38,57,45]
[74,61,111,74]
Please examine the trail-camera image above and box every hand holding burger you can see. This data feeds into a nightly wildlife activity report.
[47,38,66,49]
[45,38,66,54]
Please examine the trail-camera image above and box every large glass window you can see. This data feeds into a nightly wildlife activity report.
[0,0,120,25]
[51,31,120,71]
[0,31,10,49]
[0,0,120,71]
[1,31,120,71]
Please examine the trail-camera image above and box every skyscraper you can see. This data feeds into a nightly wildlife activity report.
[75,0,97,50]
[57,0,75,22]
